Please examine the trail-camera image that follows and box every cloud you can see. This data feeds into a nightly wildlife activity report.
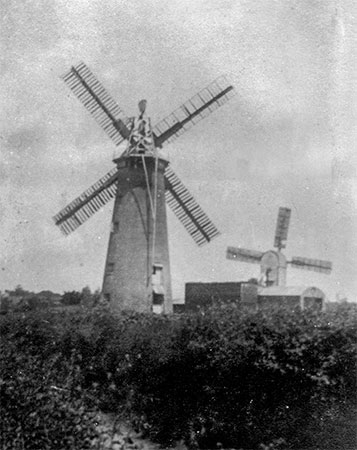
[2,0,61,66]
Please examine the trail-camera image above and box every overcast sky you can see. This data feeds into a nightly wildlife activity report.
[1,0,356,301]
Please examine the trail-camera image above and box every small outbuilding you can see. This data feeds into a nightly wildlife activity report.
[183,282,258,312]
[258,286,325,311]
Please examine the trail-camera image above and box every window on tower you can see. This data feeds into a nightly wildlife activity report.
[152,264,163,285]
[112,221,119,233]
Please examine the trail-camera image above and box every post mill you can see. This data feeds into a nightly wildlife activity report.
[227,207,332,287]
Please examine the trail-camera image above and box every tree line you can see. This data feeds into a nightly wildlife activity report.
[0,285,102,312]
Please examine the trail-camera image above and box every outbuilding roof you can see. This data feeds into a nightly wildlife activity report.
[258,286,325,298]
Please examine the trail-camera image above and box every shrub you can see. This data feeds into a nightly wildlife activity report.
[0,312,99,450]
[61,291,82,305]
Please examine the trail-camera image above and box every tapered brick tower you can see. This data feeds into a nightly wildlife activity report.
[102,155,172,312]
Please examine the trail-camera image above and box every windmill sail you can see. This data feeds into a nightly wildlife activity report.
[153,76,235,148]
[62,62,131,146]
[53,168,118,235]
[226,246,263,263]
[290,257,332,274]
[164,165,220,246]
[274,207,291,250]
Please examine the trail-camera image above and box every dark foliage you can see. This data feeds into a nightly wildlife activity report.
[61,291,83,305]
[1,286,63,313]
[1,303,356,449]
[0,312,99,450]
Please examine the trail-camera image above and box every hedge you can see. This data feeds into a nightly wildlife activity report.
[1,303,356,449]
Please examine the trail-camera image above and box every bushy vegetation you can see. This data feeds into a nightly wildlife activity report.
[1,303,356,449]
[0,312,99,450]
